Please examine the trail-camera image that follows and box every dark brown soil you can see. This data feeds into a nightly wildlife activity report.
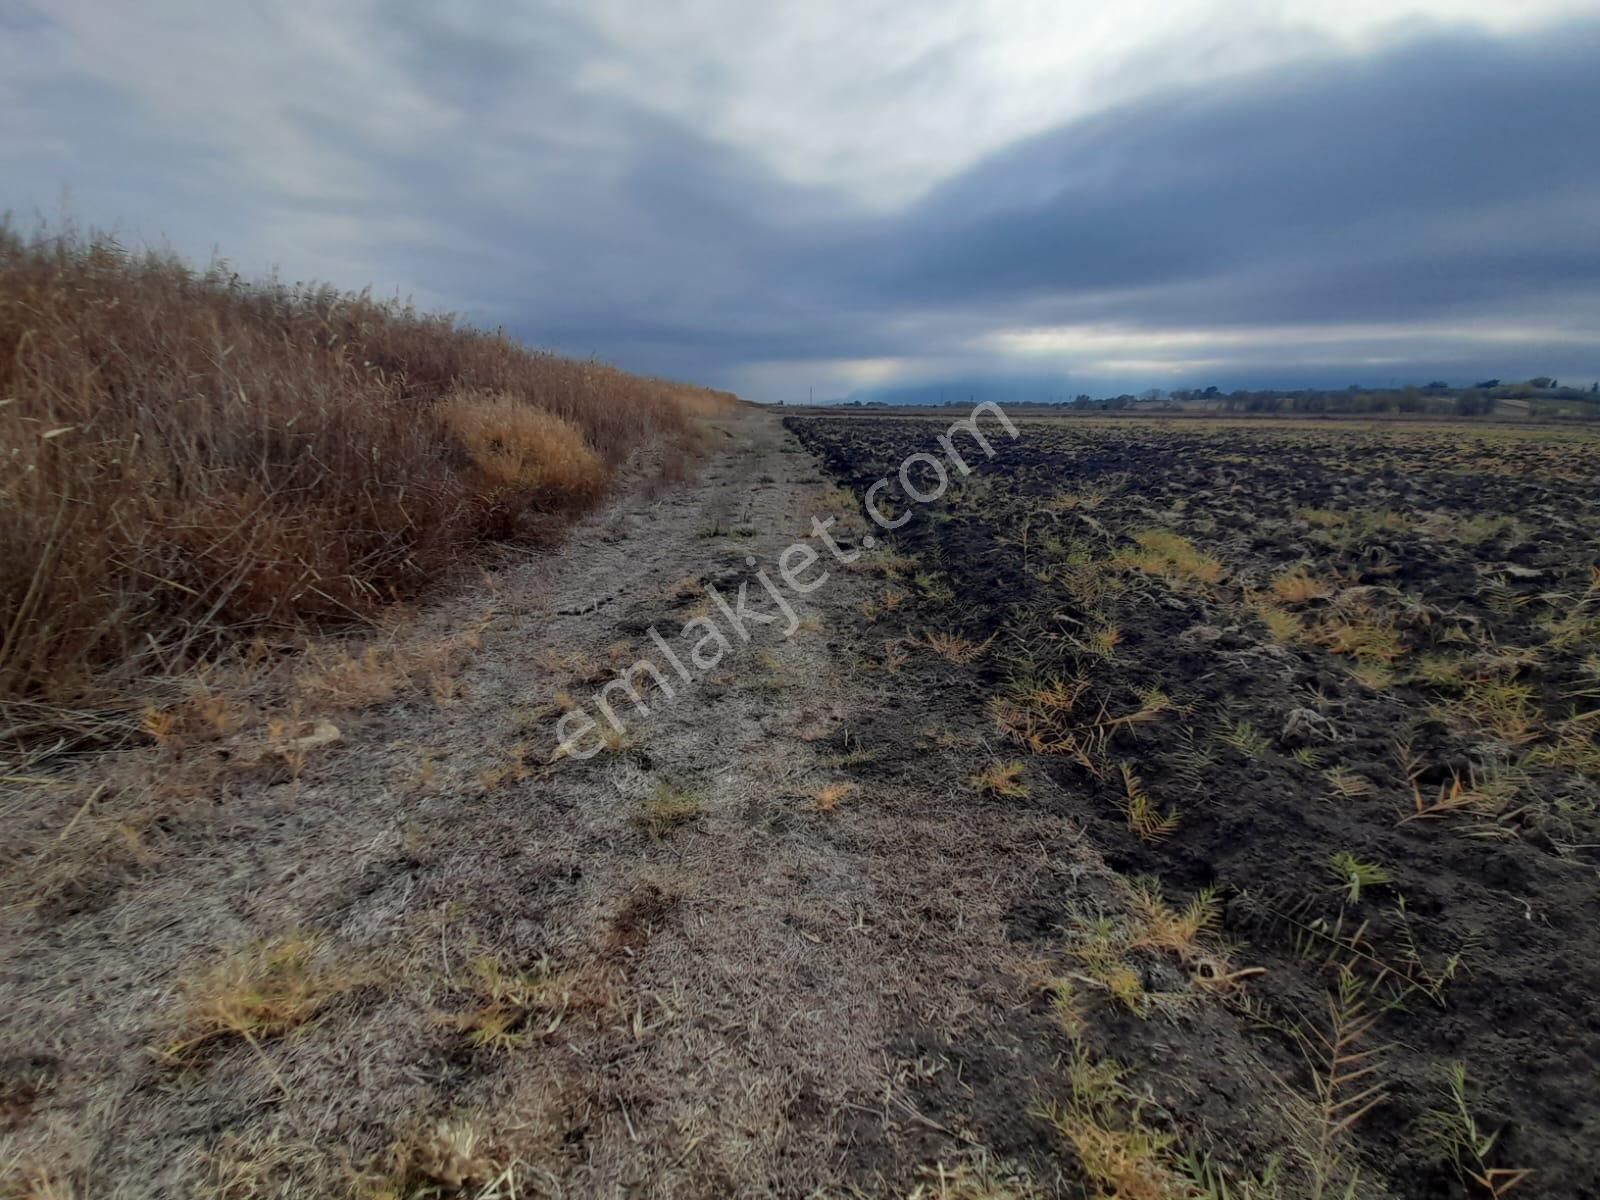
[788,413,1600,1198]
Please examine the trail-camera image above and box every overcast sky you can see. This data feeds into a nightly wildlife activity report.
[5,1,1598,401]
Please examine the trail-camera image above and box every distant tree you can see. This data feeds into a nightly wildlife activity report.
[1454,389,1486,416]
[1424,380,1450,391]
[1531,377,1557,390]
[1474,379,1501,390]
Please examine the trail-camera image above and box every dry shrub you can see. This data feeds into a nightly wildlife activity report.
[440,387,605,506]
[0,223,736,721]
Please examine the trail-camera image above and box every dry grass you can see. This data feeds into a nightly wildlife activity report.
[157,933,369,1067]
[809,780,858,812]
[1256,601,1305,643]
[204,1115,512,1199]
[1398,771,1523,830]
[1219,718,1270,759]
[295,629,477,711]
[440,387,606,502]
[374,1117,500,1195]
[1311,605,1404,664]
[990,677,1172,779]
[1115,762,1180,842]
[1127,880,1217,956]
[922,630,996,664]
[1116,530,1225,586]
[450,952,590,1055]
[1302,969,1387,1198]
[970,760,1029,797]
[0,1167,76,1200]
[634,780,705,838]
[1325,767,1373,800]
[0,223,734,726]
[1271,567,1332,603]
[1037,1045,1187,1199]
[909,1152,1042,1199]
[1420,1064,1533,1197]
[1436,675,1540,746]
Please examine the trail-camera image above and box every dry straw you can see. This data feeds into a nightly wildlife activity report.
[0,222,734,726]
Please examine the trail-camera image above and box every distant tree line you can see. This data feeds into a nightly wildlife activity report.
[1060,378,1600,419]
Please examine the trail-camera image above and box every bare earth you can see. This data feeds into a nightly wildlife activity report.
[2,410,1128,1196]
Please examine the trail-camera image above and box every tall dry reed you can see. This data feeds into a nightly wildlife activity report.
[0,224,735,720]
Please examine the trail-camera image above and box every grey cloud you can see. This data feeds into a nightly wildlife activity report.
[870,22,1600,320]
[5,7,1598,397]
[460,17,1600,389]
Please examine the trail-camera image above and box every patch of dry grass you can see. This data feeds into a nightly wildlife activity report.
[809,780,858,812]
[970,760,1029,797]
[158,934,370,1068]
[990,677,1172,779]
[910,1151,1043,1198]
[1311,607,1405,664]
[1036,1045,1187,1199]
[202,1115,515,1198]
[1115,762,1180,842]
[1271,567,1331,603]
[922,629,996,664]
[1127,880,1217,956]
[450,952,591,1055]
[634,780,705,838]
[372,1117,501,1196]
[1115,530,1225,586]
[440,386,606,504]
[1248,595,1305,643]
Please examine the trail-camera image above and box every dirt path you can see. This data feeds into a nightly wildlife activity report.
[3,410,1112,1196]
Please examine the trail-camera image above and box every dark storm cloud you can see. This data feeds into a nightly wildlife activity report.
[6,7,1598,396]
[874,23,1600,327]
[390,16,1600,391]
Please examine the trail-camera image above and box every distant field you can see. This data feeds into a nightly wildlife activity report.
[788,412,1600,1197]
[780,401,1600,429]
